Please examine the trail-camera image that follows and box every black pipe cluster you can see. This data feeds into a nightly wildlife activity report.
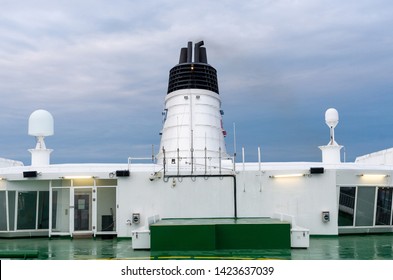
[167,41,219,94]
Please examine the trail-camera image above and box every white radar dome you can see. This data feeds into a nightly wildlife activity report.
[28,109,54,137]
[325,108,339,128]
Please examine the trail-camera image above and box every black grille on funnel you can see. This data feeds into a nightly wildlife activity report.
[167,41,219,94]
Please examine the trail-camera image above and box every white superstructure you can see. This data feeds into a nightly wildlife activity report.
[0,41,393,241]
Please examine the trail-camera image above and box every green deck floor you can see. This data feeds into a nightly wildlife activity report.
[0,234,392,260]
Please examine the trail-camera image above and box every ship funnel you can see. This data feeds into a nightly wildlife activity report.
[158,41,229,172]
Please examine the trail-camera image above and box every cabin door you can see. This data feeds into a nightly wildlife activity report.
[73,188,92,232]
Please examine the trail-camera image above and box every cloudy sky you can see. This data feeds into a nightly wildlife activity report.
[0,0,392,165]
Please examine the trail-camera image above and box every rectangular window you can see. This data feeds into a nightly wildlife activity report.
[96,179,117,186]
[338,187,356,226]
[51,188,70,233]
[0,191,6,230]
[355,187,376,226]
[8,191,16,231]
[97,187,116,232]
[375,188,393,225]
[73,179,94,187]
[38,191,49,229]
[17,191,37,230]
[51,180,71,187]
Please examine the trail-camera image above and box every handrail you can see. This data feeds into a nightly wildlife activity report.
[127,157,157,173]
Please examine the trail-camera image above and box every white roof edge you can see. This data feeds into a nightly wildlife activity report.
[0,157,24,167]
[355,147,393,165]
[237,161,393,171]
[356,147,393,160]
[1,161,393,177]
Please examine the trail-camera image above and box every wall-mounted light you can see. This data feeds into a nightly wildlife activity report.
[269,173,305,179]
[358,174,389,179]
[61,175,95,179]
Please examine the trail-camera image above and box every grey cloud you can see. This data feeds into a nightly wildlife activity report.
[1,0,393,164]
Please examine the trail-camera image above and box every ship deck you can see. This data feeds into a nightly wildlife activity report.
[0,234,392,260]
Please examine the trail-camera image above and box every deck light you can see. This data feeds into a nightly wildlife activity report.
[61,176,95,179]
[358,174,389,178]
[269,173,305,179]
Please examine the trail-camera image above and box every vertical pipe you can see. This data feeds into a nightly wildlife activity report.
[179,48,188,64]
[163,147,166,177]
[204,147,207,175]
[330,126,335,145]
[219,147,222,175]
[194,43,200,63]
[242,147,245,171]
[258,146,262,192]
[177,148,180,176]
[199,47,208,64]
[190,130,194,174]
[233,122,237,172]
[187,41,192,63]
[194,41,204,63]
[233,123,237,158]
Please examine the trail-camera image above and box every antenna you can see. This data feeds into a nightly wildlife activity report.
[320,108,342,163]
[325,108,339,145]
[28,109,54,166]
[233,122,237,158]
[28,109,54,149]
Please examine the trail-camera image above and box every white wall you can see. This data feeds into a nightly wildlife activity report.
[236,170,338,235]
[116,173,235,237]
[116,168,339,237]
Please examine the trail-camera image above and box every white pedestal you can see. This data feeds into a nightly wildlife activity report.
[131,230,150,250]
[291,227,310,248]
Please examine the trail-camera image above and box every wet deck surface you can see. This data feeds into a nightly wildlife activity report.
[0,234,392,260]
[152,218,288,226]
